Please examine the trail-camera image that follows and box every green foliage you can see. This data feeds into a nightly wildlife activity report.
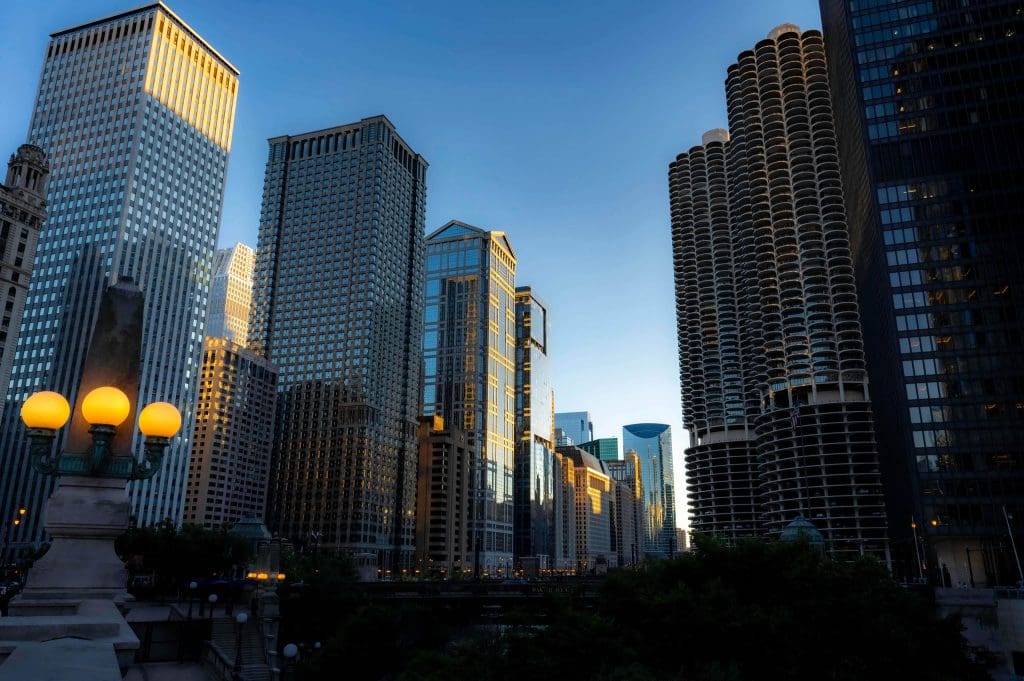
[115,519,251,593]
[291,537,992,681]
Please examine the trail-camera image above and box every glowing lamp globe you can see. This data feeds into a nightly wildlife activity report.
[81,386,131,427]
[138,402,182,438]
[21,391,71,430]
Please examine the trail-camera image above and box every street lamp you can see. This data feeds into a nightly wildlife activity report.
[232,611,249,680]
[21,388,181,479]
[282,642,299,681]
[187,580,198,620]
[208,593,218,621]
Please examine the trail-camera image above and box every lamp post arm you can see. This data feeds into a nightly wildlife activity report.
[27,428,60,476]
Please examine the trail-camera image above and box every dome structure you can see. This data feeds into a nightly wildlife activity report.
[780,515,825,549]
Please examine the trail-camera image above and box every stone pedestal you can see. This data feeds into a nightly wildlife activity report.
[0,476,138,679]
[13,476,131,609]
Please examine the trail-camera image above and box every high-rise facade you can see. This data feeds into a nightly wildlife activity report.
[513,285,557,569]
[821,1,1024,582]
[184,337,277,528]
[0,146,48,400]
[670,24,890,558]
[251,116,426,569]
[579,437,619,463]
[555,411,593,446]
[0,4,238,542]
[206,243,254,345]
[622,423,677,557]
[608,450,645,566]
[415,415,471,574]
[422,220,516,573]
[557,445,616,573]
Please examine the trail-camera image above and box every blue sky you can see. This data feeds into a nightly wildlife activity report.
[0,0,823,528]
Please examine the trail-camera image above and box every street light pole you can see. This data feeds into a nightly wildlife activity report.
[232,611,248,680]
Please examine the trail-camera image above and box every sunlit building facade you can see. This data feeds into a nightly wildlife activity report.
[0,146,48,401]
[557,445,615,573]
[206,243,254,346]
[821,0,1024,582]
[608,450,645,566]
[513,285,557,569]
[415,415,471,574]
[252,116,426,569]
[0,3,238,542]
[622,423,676,557]
[422,220,516,574]
[184,337,277,528]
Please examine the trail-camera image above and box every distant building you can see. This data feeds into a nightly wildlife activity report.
[555,411,593,446]
[206,243,255,346]
[185,338,277,528]
[0,145,47,400]
[551,451,576,573]
[422,220,517,574]
[513,286,557,570]
[554,428,573,447]
[608,450,645,566]
[415,416,471,575]
[623,423,677,557]
[675,528,688,555]
[251,116,426,568]
[557,445,616,573]
[579,437,619,463]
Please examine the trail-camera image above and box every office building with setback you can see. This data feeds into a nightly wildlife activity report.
[0,146,48,401]
[251,116,426,569]
[206,243,254,345]
[607,450,645,566]
[821,0,1024,582]
[422,220,516,574]
[0,3,238,542]
[669,24,890,558]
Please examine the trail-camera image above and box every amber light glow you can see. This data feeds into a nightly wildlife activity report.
[138,402,182,438]
[20,391,71,430]
[81,386,131,427]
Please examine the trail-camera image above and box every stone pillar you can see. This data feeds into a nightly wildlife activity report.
[13,476,131,609]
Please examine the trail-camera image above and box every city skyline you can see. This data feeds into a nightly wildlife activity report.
[0,0,827,530]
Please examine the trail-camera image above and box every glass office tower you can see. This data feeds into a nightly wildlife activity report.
[579,437,620,463]
[555,411,593,446]
[0,4,238,543]
[423,220,516,574]
[251,116,426,570]
[513,285,556,569]
[821,0,1024,583]
[622,423,676,557]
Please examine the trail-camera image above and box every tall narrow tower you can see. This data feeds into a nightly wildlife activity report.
[671,25,889,558]
[251,116,426,569]
[422,221,517,574]
[0,3,238,543]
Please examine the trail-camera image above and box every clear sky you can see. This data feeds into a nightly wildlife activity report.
[0,0,823,529]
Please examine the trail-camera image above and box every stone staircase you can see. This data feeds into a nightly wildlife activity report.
[209,616,271,681]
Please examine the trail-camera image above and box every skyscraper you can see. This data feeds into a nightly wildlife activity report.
[184,337,277,528]
[556,445,616,573]
[821,0,1024,583]
[555,411,593,446]
[669,24,890,558]
[0,145,48,400]
[206,243,255,345]
[415,415,471,574]
[251,116,426,569]
[513,285,556,569]
[622,423,677,557]
[422,220,516,574]
[0,3,238,542]
[579,437,620,463]
[607,450,645,566]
